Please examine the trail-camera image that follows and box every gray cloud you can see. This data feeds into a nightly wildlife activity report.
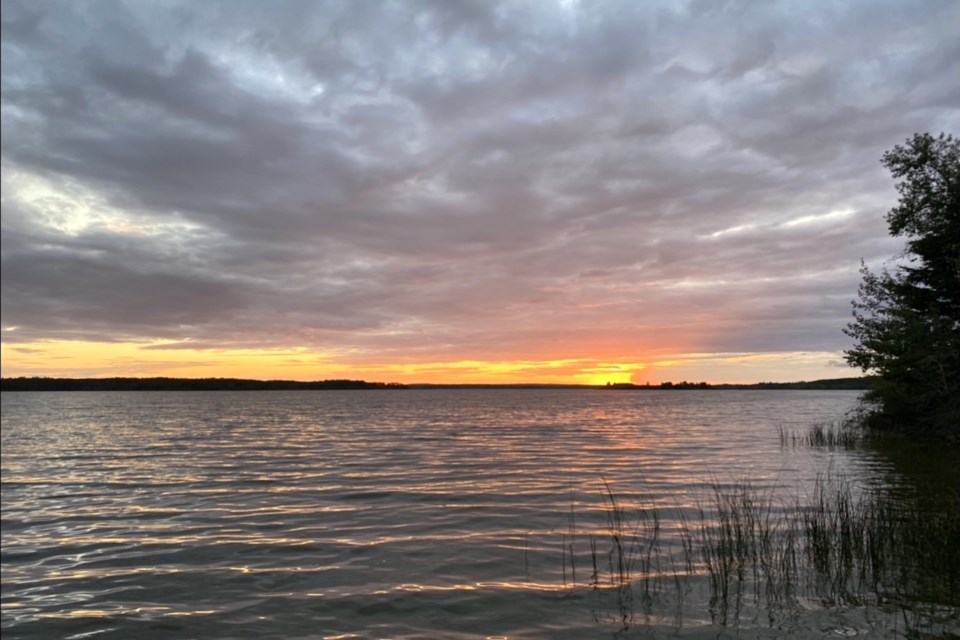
[2,0,958,372]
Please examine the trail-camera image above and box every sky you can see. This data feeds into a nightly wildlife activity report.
[1,0,958,385]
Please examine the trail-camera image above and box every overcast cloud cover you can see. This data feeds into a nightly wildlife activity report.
[2,0,958,381]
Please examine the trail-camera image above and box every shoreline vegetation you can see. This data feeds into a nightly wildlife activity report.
[0,377,408,391]
[565,421,959,637]
[0,376,874,392]
[842,133,958,441]
[572,464,960,637]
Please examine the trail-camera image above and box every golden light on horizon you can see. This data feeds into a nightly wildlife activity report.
[572,364,642,386]
[1,339,660,385]
[0,338,850,386]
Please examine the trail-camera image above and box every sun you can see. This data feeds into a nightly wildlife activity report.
[574,365,640,387]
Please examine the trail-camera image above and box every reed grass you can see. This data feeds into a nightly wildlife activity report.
[685,480,801,626]
[803,473,960,612]
[777,418,863,449]
[560,473,960,636]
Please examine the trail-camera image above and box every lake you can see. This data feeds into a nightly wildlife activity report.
[1,389,956,639]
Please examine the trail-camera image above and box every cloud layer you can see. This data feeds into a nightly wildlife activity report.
[2,0,958,381]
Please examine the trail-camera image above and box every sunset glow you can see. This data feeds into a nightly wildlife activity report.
[2,1,957,384]
[1,339,849,386]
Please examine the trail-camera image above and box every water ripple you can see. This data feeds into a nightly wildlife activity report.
[2,389,889,639]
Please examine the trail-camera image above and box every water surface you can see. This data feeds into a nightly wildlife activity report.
[1,389,941,638]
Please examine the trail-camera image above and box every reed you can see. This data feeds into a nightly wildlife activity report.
[778,419,863,449]
[591,479,661,594]
[801,473,960,613]
[561,473,960,636]
[680,480,801,626]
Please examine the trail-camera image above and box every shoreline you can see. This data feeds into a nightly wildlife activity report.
[0,376,873,392]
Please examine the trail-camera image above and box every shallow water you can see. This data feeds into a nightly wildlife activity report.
[0,389,951,638]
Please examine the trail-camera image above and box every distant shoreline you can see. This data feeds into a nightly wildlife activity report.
[0,377,406,392]
[0,376,873,392]
[409,377,872,390]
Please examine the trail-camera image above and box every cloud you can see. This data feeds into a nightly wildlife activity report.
[1,0,958,378]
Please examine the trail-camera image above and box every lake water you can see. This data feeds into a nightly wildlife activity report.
[1,390,955,639]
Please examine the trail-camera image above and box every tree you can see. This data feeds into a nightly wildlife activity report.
[844,133,959,439]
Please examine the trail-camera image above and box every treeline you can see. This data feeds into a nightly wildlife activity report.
[730,377,876,390]
[408,383,589,389]
[606,377,874,391]
[0,377,408,391]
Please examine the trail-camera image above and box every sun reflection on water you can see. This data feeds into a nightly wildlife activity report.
[2,389,902,639]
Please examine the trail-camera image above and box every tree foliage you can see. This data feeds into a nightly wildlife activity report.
[844,133,960,439]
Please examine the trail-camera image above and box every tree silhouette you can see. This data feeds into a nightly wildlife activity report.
[844,133,959,438]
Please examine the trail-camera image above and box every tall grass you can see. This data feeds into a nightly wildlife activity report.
[803,473,960,615]
[685,480,801,626]
[778,418,863,448]
[562,475,960,636]
[564,479,664,630]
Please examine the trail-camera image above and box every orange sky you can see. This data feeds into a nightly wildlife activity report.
[0,337,852,385]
